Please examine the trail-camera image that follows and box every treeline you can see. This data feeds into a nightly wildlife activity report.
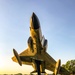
[62,59,75,74]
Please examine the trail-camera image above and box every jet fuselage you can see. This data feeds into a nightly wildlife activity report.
[12,12,70,75]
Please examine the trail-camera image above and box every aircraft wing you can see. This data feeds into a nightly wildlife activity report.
[45,60,70,75]
[12,48,46,65]
[39,51,56,72]
[19,48,35,56]
[12,48,35,65]
[19,48,29,56]
[42,52,70,74]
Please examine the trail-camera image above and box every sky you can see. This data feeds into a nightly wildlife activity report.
[0,0,75,74]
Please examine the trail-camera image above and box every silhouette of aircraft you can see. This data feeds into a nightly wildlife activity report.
[12,12,70,75]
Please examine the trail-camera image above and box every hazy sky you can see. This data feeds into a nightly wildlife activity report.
[0,0,75,74]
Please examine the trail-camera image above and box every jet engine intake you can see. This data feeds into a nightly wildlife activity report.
[28,37,34,52]
[42,39,48,52]
[43,39,47,50]
[41,36,48,51]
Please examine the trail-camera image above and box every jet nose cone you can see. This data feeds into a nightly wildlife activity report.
[30,12,40,29]
[32,12,35,17]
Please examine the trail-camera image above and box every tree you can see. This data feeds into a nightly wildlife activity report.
[62,60,75,74]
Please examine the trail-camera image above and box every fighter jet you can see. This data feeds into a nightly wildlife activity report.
[12,12,70,75]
